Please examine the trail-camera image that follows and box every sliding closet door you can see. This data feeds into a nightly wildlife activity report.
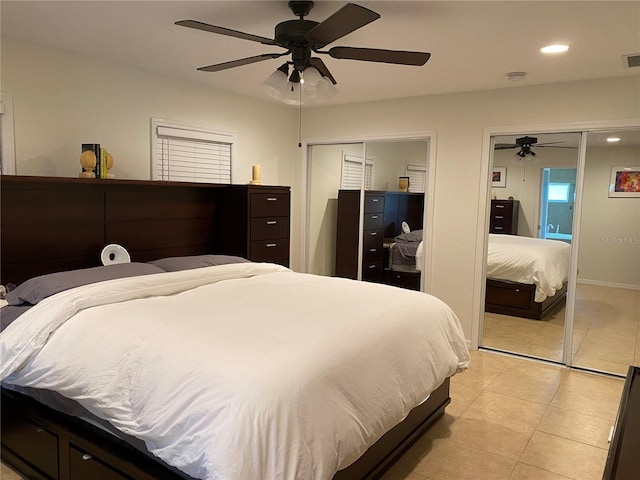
[481,132,580,363]
[307,142,365,277]
[571,128,640,375]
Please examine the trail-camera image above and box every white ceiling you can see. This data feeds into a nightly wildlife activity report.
[2,1,639,106]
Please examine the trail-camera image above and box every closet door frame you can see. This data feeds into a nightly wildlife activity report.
[473,119,640,360]
[301,131,437,293]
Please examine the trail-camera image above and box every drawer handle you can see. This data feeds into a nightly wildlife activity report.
[82,454,93,461]
[266,221,277,225]
[494,227,504,230]
[369,248,377,252]
[266,243,277,248]
[495,204,505,208]
[266,197,277,201]
[368,265,377,269]
[370,232,377,236]
[371,215,378,219]
[495,216,504,219]
[36,427,45,433]
[371,198,379,202]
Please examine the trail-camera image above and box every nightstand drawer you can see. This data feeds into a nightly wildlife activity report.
[250,216,289,241]
[491,202,513,215]
[385,270,421,291]
[250,193,290,217]
[250,238,289,262]
[491,214,512,226]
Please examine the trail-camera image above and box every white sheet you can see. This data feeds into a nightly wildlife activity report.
[486,234,571,302]
[1,263,469,480]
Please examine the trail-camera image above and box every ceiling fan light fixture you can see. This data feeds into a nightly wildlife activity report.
[262,63,290,100]
[606,137,621,143]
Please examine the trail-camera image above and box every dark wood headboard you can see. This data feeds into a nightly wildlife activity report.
[1,175,227,285]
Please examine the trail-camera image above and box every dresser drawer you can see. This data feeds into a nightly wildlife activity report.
[363,229,383,248]
[250,238,289,262]
[491,201,513,215]
[70,446,131,480]
[2,413,58,479]
[363,212,384,229]
[385,270,421,291]
[250,216,289,241]
[362,261,383,281]
[363,244,383,263]
[364,195,385,213]
[250,193,290,217]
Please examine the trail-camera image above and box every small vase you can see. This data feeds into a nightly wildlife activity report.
[398,176,410,192]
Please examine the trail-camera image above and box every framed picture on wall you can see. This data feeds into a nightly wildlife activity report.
[492,167,507,188]
[608,166,640,197]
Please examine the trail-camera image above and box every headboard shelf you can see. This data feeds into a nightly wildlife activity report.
[1,175,290,285]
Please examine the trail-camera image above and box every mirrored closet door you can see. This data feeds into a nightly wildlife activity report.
[481,132,581,363]
[306,139,429,292]
[571,128,640,375]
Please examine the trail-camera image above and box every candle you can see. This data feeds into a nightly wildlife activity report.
[252,165,261,184]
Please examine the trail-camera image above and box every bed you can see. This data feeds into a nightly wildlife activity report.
[387,230,571,320]
[0,175,469,480]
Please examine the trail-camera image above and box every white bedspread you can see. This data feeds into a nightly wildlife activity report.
[487,234,571,302]
[1,263,469,480]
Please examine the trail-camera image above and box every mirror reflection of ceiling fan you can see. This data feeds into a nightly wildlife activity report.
[175,1,431,85]
[494,136,574,158]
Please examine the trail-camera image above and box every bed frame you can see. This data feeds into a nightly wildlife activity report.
[485,278,568,320]
[1,175,452,480]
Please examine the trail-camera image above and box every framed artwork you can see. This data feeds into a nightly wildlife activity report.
[492,166,507,188]
[609,166,640,197]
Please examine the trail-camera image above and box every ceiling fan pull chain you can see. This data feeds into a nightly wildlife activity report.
[298,85,303,148]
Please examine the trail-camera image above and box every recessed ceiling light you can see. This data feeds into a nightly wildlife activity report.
[606,137,621,143]
[540,44,570,54]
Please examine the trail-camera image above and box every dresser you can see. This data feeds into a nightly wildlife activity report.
[216,185,290,267]
[335,190,423,290]
[489,199,519,235]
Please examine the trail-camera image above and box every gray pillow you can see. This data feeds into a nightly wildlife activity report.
[6,263,165,306]
[1,305,32,331]
[148,254,250,272]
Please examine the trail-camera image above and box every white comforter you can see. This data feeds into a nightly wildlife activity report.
[487,234,571,302]
[1,263,469,480]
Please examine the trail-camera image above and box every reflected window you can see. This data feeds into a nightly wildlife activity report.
[548,183,570,202]
[406,163,426,193]
[341,154,374,189]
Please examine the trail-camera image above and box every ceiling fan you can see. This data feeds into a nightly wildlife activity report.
[494,136,571,158]
[175,1,431,86]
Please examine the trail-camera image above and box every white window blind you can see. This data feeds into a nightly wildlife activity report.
[341,153,373,190]
[151,120,234,184]
[406,163,427,193]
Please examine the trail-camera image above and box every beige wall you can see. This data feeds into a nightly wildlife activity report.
[3,37,639,342]
[578,145,640,287]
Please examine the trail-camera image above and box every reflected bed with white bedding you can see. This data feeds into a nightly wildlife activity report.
[1,261,469,480]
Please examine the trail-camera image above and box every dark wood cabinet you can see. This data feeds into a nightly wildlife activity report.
[489,199,519,235]
[335,190,423,290]
[216,185,290,267]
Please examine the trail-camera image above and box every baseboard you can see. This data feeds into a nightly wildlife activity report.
[577,279,640,291]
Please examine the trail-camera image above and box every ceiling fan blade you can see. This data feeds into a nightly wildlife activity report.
[310,57,337,85]
[494,144,518,150]
[176,20,277,46]
[328,46,430,66]
[197,53,287,72]
[536,145,577,149]
[306,3,380,48]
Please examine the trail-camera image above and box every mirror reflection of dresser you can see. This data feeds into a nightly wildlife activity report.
[335,190,424,290]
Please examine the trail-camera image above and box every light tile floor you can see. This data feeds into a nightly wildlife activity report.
[0,350,626,480]
[483,284,640,376]
[380,349,625,480]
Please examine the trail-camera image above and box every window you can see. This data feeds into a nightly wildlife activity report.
[406,163,426,193]
[151,118,235,183]
[341,153,374,189]
[548,182,570,202]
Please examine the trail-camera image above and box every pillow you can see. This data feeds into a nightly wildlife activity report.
[394,229,424,243]
[148,254,250,272]
[1,305,32,331]
[5,263,165,306]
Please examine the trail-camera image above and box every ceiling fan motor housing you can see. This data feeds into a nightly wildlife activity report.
[275,20,319,71]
